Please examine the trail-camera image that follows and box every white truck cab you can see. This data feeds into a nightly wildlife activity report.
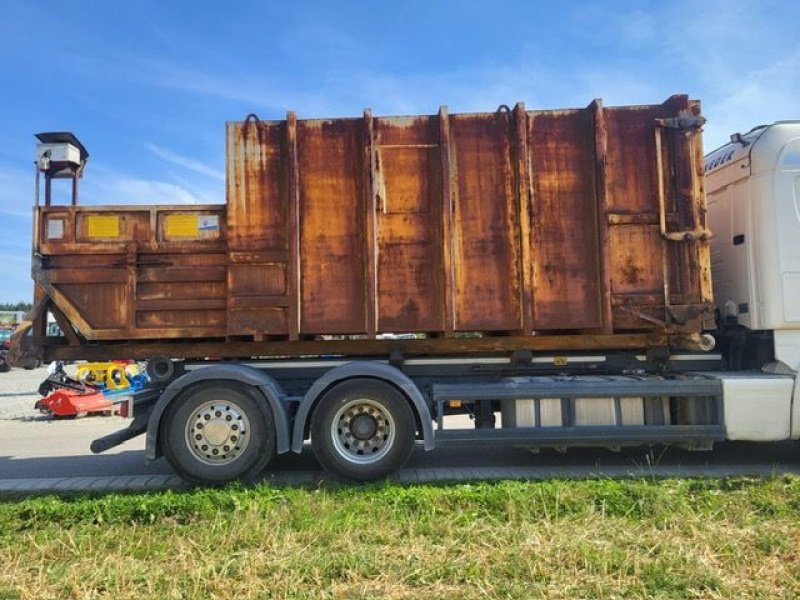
[706,122,800,372]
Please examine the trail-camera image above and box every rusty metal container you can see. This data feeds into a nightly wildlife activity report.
[21,95,713,362]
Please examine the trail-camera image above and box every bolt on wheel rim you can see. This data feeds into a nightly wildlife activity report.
[331,398,395,465]
[185,400,250,465]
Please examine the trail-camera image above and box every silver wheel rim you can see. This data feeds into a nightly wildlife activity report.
[185,399,251,465]
[331,398,396,464]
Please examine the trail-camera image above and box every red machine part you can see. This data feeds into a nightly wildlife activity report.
[35,388,114,418]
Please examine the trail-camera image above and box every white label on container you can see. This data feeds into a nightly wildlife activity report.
[47,218,64,240]
[198,215,219,231]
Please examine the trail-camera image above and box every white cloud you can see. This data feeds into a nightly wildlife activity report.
[146,143,224,181]
[82,165,214,205]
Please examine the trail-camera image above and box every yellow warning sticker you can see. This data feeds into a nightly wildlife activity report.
[165,214,199,237]
[87,215,120,238]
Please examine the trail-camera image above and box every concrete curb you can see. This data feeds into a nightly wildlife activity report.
[2,462,799,497]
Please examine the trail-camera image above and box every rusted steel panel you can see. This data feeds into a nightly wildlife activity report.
[450,112,521,330]
[297,119,366,334]
[512,102,533,333]
[226,119,291,337]
[374,115,444,331]
[58,283,127,329]
[363,109,378,337]
[33,205,228,340]
[590,100,614,333]
[286,111,301,339]
[605,103,669,329]
[40,333,672,363]
[24,96,714,359]
[528,107,601,330]
[438,106,456,336]
[226,120,287,251]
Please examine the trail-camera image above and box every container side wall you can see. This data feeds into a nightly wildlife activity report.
[374,116,445,331]
[298,119,366,334]
[36,205,228,340]
[450,113,521,331]
[226,121,291,336]
[528,108,602,330]
[605,106,666,329]
[226,122,287,251]
[27,96,711,358]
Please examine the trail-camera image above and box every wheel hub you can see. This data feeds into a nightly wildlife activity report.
[185,401,250,465]
[331,399,395,465]
[351,413,378,440]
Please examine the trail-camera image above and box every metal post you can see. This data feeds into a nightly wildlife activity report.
[34,164,39,207]
[44,174,52,207]
[71,169,78,206]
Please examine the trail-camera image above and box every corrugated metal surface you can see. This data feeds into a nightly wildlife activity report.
[29,95,713,356]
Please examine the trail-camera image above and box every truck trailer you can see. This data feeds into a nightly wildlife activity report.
[9,98,800,483]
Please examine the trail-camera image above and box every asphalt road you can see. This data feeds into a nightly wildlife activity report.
[2,416,800,481]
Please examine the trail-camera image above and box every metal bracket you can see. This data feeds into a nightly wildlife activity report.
[655,113,706,131]
[511,349,533,365]
[645,346,670,372]
[661,229,713,242]
[618,304,667,327]
[667,303,714,326]
[388,344,404,367]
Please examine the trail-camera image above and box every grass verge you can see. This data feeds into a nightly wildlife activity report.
[1,477,799,599]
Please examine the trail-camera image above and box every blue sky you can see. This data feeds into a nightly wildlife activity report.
[1,0,798,302]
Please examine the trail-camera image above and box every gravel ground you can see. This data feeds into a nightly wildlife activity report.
[0,366,49,421]
[0,365,127,425]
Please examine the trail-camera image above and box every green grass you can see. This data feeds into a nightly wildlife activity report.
[2,477,800,599]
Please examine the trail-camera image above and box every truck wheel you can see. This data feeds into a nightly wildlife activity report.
[161,383,275,484]
[310,379,416,481]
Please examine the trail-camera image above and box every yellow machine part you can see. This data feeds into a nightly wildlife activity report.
[76,362,140,391]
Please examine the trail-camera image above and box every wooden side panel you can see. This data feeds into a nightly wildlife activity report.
[374,116,444,331]
[528,109,601,330]
[297,119,366,334]
[450,113,520,330]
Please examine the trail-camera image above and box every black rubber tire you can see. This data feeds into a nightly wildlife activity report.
[161,382,276,485]
[0,360,10,373]
[310,379,416,481]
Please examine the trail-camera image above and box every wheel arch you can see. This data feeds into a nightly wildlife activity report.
[290,361,435,453]
[145,364,291,461]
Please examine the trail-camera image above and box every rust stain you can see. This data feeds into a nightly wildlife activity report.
[620,255,643,285]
